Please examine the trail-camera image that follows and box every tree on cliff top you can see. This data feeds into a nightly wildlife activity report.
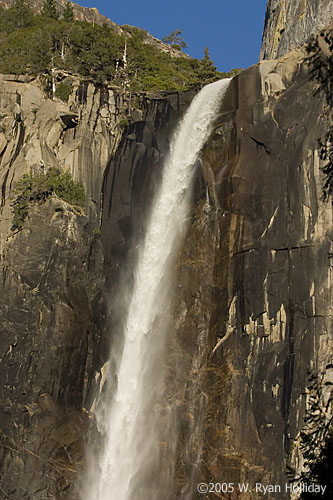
[162,28,188,49]
[42,0,58,20]
[197,47,218,83]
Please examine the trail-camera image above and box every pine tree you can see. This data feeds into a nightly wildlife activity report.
[162,29,188,49]
[42,0,58,20]
[197,47,218,83]
[63,2,74,22]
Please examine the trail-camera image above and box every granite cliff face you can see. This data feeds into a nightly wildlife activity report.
[0,73,123,498]
[0,8,332,500]
[260,0,333,60]
[0,73,195,498]
[167,49,332,498]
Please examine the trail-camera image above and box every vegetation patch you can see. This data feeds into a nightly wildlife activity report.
[118,117,130,128]
[288,371,333,498]
[0,114,6,133]
[55,81,72,102]
[0,1,241,93]
[11,167,85,230]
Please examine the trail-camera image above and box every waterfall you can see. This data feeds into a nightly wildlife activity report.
[81,78,231,500]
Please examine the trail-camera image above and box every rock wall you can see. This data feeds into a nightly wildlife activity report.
[166,48,333,498]
[0,73,195,498]
[0,73,124,498]
[260,0,333,60]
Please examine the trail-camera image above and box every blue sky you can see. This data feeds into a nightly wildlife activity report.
[76,0,268,72]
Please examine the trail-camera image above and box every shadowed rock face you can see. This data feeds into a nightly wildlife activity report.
[260,0,333,60]
[0,198,94,498]
[0,40,332,500]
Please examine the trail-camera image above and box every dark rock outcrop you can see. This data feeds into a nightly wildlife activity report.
[260,0,333,60]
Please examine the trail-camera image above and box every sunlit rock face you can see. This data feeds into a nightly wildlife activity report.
[167,49,332,497]
[260,0,333,60]
[0,74,123,498]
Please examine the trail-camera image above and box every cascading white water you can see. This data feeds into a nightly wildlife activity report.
[81,78,231,500]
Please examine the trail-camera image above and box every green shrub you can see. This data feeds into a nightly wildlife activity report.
[55,81,72,101]
[11,167,85,230]
[118,117,130,127]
